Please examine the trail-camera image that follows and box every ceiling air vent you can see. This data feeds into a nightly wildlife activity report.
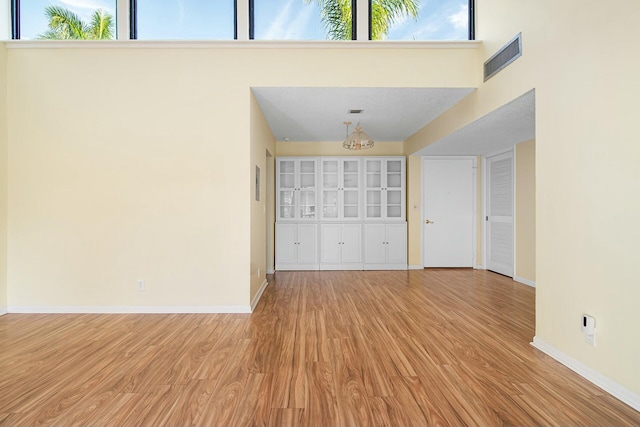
[484,33,522,81]
[348,109,364,114]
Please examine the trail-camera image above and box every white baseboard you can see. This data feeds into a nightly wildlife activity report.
[514,275,535,287]
[7,305,252,314]
[251,279,269,312]
[408,265,423,270]
[266,268,275,275]
[531,336,640,412]
[0,307,7,316]
[474,265,485,270]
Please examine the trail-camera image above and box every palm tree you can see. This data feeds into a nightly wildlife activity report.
[305,0,419,40]
[38,6,114,40]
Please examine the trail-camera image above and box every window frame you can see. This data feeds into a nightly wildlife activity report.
[11,0,19,39]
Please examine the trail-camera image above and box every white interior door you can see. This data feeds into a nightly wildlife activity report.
[486,150,514,277]
[423,158,475,267]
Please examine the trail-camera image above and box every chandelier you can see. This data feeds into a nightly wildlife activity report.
[343,121,374,150]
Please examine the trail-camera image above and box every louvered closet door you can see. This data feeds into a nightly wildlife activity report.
[486,150,514,277]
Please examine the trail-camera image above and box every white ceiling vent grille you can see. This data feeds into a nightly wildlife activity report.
[484,33,522,81]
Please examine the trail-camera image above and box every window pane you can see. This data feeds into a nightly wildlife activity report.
[137,0,235,40]
[254,0,352,40]
[20,0,116,40]
[379,0,469,41]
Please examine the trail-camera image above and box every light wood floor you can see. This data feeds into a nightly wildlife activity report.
[1,269,639,426]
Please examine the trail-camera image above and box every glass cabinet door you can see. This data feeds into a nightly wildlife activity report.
[321,160,339,219]
[299,160,317,219]
[365,159,383,219]
[342,159,360,219]
[279,160,296,219]
[385,159,403,219]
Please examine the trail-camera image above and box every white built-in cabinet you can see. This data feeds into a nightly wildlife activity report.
[275,156,406,271]
[320,158,362,220]
[277,158,317,221]
[320,223,362,270]
[275,223,318,270]
[364,158,406,220]
[363,223,407,270]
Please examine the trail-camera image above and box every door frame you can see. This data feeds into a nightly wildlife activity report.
[482,147,515,274]
[421,156,478,268]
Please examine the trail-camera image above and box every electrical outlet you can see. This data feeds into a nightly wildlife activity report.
[136,279,145,292]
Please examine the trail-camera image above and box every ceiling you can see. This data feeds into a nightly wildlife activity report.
[252,87,535,155]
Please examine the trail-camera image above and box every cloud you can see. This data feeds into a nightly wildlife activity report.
[59,0,111,10]
[262,0,320,40]
[263,0,295,39]
[449,4,468,30]
[178,0,185,25]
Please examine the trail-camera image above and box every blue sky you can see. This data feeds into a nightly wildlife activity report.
[20,0,468,40]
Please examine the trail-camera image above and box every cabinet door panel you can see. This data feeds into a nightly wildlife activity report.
[297,224,318,264]
[299,160,317,188]
[364,224,386,263]
[386,189,403,219]
[322,190,339,219]
[279,190,296,219]
[276,224,298,264]
[320,224,341,263]
[386,224,407,264]
[366,190,382,219]
[299,189,316,219]
[386,160,403,188]
[343,189,360,219]
[341,224,362,263]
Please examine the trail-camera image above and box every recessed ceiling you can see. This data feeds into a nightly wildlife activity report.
[416,89,535,155]
[252,87,475,142]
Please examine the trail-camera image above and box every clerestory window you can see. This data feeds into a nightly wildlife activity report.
[370,0,474,40]
[9,0,474,41]
[12,0,117,40]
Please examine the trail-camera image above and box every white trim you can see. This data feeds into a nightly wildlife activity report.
[531,336,640,413]
[421,156,477,268]
[236,0,250,41]
[7,305,252,314]
[481,155,487,270]
[251,279,269,312]
[356,0,369,41]
[4,40,481,50]
[408,265,423,270]
[363,264,408,271]
[514,275,535,287]
[116,0,129,41]
[0,307,7,316]
[473,265,484,270]
[0,0,10,40]
[266,268,275,275]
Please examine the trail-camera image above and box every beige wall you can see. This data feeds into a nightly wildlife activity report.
[3,44,478,311]
[6,48,252,309]
[515,139,535,283]
[250,93,276,303]
[276,141,404,157]
[405,0,640,396]
[0,43,6,312]
[406,155,421,267]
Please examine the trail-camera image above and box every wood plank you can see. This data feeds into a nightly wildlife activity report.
[0,270,638,426]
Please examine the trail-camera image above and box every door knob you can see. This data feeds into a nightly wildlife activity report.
[425,219,435,224]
